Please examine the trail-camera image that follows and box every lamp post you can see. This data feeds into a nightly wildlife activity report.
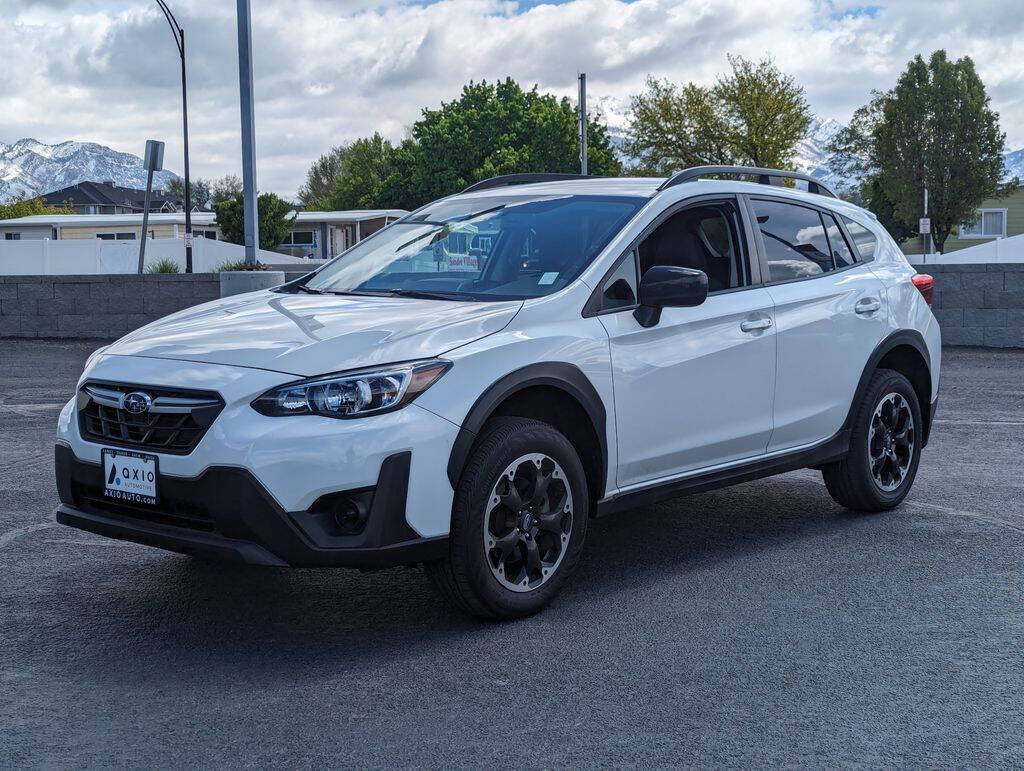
[154,0,194,273]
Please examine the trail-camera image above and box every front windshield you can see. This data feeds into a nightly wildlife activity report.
[302,193,647,301]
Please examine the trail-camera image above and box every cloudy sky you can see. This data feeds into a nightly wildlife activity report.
[3,0,1024,198]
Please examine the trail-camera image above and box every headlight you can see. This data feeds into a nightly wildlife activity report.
[251,359,451,419]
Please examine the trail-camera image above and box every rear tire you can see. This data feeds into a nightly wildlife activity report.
[823,368,923,512]
[425,417,589,620]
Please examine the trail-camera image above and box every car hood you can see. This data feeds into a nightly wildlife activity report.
[106,290,523,376]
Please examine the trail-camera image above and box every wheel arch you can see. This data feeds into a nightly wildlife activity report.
[446,363,608,506]
[847,330,934,446]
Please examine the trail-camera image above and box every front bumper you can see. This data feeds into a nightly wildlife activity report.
[54,443,447,568]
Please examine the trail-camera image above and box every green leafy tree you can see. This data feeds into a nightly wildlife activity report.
[298,146,349,207]
[713,54,811,168]
[625,55,811,174]
[0,194,70,219]
[624,78,732,174]
[210,175,243,205]
[165,176,212,210]
[319,134,395,210]
[382,78,622,209]
[830,51,1014,252]
[213,192,296,251]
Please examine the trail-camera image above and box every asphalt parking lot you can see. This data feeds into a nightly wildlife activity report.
[2,340,1023,767]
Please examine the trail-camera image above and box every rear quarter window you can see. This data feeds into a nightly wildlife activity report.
[842,216,878,262]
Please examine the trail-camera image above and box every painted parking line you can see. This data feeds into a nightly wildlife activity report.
[789,470,1024,536]
[932,419,1024,427]
[0,521,58,549]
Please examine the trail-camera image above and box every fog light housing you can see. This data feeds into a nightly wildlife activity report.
[296,489,374,545]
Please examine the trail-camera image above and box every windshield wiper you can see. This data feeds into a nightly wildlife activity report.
[379,288,470,301]
[293,284,324,294]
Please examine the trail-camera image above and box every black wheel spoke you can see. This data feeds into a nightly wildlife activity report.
[491,530,519,560]
[525,537,542,575]
[537,510,564,536]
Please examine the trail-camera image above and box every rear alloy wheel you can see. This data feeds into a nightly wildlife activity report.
[867,392,915,492]
[425,417,588,620]
[823,368,923,512]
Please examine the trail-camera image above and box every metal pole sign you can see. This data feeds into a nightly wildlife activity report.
[578,73,587,176]
[138,139,165,274]
[919,217,931,234]
[236,0,260,266]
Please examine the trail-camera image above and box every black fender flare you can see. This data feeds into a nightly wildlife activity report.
[844,329,935,446]
[445,362,608,491]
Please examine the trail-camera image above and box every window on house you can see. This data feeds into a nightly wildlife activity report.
[4,233,21,240]
[196,230,217,240]
[960,209,1007,238]
[96,232,137,241]
[282,231,315,246]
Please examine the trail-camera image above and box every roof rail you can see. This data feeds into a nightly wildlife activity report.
[658,165,837,198]
[461,173,597,194]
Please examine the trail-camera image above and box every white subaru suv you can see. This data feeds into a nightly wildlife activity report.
[55,167,940,619]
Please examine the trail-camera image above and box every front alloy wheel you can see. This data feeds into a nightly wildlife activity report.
[483,453,573,592]
[424,417,589,620]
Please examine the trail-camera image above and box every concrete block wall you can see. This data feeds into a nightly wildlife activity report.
[0,274,220,339]
[926,264,1024,348]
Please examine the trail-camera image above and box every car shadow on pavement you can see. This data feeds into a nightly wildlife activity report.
[37,473,871,680]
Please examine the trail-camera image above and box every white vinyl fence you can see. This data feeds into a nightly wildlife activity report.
[0,237,313,275]
[908,233,1024,265]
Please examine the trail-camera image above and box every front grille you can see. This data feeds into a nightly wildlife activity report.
[78,381,224,455]
[71,480,217,532]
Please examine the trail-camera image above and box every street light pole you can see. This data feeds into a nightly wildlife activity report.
[155,0,193,273]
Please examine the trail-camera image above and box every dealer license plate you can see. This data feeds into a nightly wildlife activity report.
[102,449,159,505]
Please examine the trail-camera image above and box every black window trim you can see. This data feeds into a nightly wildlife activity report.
[743,194,868,289]
[582,193,763,318]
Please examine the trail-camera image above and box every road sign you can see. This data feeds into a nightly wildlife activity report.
[183,232,194,249]
[143,140,165,172]
[919,217,931,234]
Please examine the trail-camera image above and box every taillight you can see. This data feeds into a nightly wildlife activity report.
[912,274,934,306]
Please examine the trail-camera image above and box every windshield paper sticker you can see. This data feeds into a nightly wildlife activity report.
[539,272,559,285]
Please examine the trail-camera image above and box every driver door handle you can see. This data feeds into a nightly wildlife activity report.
[740,317,773,333]
[855,297,881,314]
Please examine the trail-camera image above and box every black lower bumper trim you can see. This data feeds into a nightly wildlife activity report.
[54,443,448,568]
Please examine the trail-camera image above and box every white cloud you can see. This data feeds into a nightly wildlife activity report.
[2,0,1023,198]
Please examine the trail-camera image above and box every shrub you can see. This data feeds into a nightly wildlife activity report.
[145,258,181,274]
[214,260,268,272]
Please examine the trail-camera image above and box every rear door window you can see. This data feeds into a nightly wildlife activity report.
[822,211,856,268]
[751,200,834,282]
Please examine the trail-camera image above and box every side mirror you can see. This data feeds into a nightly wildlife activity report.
[634,265,708,327]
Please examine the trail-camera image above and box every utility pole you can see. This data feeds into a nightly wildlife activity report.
[578,72,587,175]
[154,1,193,272]
[137,140,165,274]
[236,0,259,265]
[923,185,930,255]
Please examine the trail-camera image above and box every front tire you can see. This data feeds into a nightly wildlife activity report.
[823,368,923,512]
[425,417,589,620]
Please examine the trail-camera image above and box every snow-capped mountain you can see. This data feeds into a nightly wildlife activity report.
[791,117,847,188]
[1001,148,1024,181]
[0,139,179,203]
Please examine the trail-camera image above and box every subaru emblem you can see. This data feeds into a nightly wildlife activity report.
[122,391,153,415]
